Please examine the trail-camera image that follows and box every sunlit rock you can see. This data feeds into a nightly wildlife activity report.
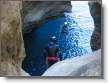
[42,49,101,76]
[0,0,28,76]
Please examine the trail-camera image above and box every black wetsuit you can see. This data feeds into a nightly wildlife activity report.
[62,25,68,33]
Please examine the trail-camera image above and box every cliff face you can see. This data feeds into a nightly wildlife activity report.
[22,1,72,34]
[0,1,28,76]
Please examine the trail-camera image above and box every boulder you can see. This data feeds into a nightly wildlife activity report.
[43,49,102,76]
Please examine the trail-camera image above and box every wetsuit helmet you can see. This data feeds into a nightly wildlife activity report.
[50,36,57,43]
[64,22,67,25]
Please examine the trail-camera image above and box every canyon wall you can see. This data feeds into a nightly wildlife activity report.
[0,0,28,76]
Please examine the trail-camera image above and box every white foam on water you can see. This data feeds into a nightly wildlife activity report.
[62,1,95,59]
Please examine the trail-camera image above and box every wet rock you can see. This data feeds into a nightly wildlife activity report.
[43,49,102,76]
[89,1,101,51]
[22,1,72,34]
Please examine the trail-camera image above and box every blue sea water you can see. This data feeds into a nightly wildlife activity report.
[22,2,95,76]
[22,17,66,75]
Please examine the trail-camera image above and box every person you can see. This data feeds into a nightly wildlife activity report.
[62,22,68,33]
[43,36,62,67]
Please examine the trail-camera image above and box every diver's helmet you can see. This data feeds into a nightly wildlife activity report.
[50,36,57,42]
[64,22,67,25]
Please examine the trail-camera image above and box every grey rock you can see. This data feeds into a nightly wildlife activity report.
[89,1,101,51]
[22,1,72,34]
[42,49,102,76]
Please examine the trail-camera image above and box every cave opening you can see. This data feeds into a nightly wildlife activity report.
[21,1,101,76]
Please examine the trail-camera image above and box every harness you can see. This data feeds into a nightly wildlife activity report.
[48,56,58,61]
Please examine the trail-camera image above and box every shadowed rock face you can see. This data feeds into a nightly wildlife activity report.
[22,1,72,34]
[89,1,101,51]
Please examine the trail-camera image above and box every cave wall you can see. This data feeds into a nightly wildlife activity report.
[22,1,102,76]
[22,1,72,34]
[0,0,102,76]
[22,1,102,52]
[89,1,101,51]
[0,0,28,76]
[22,1,72,76]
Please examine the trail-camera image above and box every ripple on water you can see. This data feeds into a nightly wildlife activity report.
[60,4,94,59]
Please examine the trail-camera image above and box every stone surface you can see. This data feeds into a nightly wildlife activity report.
[0,1,102,76]
[22,1,72,34]
[22,1,101,52]
[43,49,102,76]
[89,1,101,51]
[0,0,28,76]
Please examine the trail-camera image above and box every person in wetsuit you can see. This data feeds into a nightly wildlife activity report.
[62,22,68,33]
[43,36,62,67]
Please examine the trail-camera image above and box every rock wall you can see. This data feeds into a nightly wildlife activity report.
[43,49,102,76]
[0,0,28,76]
[0,0,101,76]
[22,1,72,34]
[22,1,101,51]
[89,1,101,51]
